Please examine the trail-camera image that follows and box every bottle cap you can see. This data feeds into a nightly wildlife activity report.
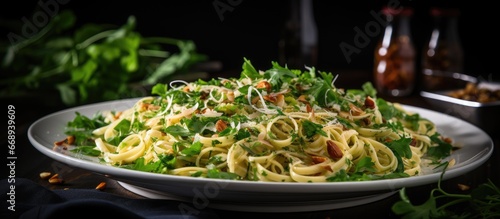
[382,7,413,16]
[430,8,460,17]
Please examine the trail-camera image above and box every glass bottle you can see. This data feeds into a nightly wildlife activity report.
[421,8,464,91]
[373,7,416,97]
[278,0,318,69]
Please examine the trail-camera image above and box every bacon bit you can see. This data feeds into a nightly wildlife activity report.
[364,96,376,109]
[138,102,148,111]
[139,102,160,111]
[199,91,209,100]
[410,138,417,146]
[54,136,74,149]
[251,96,260,104]
[327,140,343,159]
[95,182,107,191]
[306,103,315,117]
[54,138,66,146]
[443,137,453,144]
[39,172,52,180]
[295,84,304,92]
[306,103,312,113]
[263,94,285,107]
[256,81,271,93]
[341,125,349,131]
[66,135,75,145]
[322,165,333,172]
[349,103,364,116]
[362,117,371,126]
[215,120,228,132]
[311,156,327,164]
[263,94,277,102]
[297,95,308,104]
[457,183,470,191]
[114,111,123,119]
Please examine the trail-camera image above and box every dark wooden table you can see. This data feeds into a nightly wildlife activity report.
[4,70,499,219]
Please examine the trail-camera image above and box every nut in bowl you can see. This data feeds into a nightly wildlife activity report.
[420,70,500,135]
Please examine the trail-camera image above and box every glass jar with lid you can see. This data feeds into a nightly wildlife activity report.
[373,7,416,97]
[421,8,464,91]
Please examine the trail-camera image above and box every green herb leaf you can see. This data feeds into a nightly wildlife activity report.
[240,57,261,79]
[164,125,190,137]
[70,146,101,156]
[302,120,327,138]
[181,141,203,156]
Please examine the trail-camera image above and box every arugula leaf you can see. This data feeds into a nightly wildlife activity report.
[70,146,101,157]
[302,120,327,138]
[354,157,376,173]
[263,62,297,92]
[376,98,397,120]
[151,83,168,98]
[240,57,261,79]
[207,168,240,180]
[164,125,191,137]
[362,81,377,97]
[65,112,107,146]
[404,113,420,131]
[121,155,175,173]
[181,141,203,156]
[386,136,413,159]
[428,133,453,160]
[114,119,131,134]
[234,128,251,140]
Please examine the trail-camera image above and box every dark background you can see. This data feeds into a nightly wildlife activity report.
[1,0,498,83]
[1,2,499,218]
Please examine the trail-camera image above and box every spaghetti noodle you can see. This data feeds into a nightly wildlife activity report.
[64,59,454,182]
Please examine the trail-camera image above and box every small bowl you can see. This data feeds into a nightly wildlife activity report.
[421,69,477,91]
[420,70,500,135]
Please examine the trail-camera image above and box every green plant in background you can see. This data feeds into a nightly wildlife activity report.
[1,10,207,106]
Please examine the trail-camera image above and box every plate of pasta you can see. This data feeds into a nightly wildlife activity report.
[28,59,494,212]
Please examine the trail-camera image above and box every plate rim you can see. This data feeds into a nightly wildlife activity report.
[117,181,398,212]
[28,97,495,195]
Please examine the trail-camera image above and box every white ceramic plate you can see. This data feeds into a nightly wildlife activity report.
[28,98,494,212]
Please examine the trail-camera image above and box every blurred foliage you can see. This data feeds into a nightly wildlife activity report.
[0,10,207,106]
